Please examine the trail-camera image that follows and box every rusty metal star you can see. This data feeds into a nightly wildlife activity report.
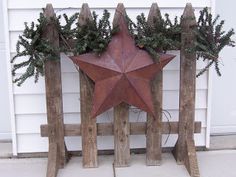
[70,9,175,118]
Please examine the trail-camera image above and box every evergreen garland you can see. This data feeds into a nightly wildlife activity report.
[11,7,235,86]
[75,10,117,55]
[11,13,58,86]
[195,7,235,77]
[58,12,80,53]
[11,10,114,86]
[127,12,181,62]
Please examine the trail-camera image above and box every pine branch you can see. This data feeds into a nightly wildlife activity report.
[128,11,181,63]
[11,12,58,86]
[75,10,116,55]
[195,7,235,77]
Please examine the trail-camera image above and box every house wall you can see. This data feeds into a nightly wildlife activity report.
[6,0,211,154]
[0,0,11,140]
[211,0,236,134]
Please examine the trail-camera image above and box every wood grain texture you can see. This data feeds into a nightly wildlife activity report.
[146,3,163,166]
[42,4,68,172]
[46,143,58,177]
[114,102,130,167]
[41,121,201,137]
[113,3,130,167]
[172,4,200,177]
[78,3,98,168]
[184,138,200,177]
[179,3,197,138]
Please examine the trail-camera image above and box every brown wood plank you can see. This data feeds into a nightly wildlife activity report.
[146,3,163,166]
[43,4,67,169]
[114,102,130,167]
[172,4,200,177]
[113,3,130,167]
[78,3,98,168]
[185,138,200,177]
[46,143,58,177]
[41,121,201,137]
[97,123,113,136]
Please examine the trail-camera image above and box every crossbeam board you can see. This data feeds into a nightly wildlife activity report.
[41,122,201,137]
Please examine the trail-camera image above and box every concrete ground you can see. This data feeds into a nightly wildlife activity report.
[210,134,236,150]
[0,150,236,177]
[0,142,12,158]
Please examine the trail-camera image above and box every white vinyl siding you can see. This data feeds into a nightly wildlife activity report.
[210,0,236,135]
[7,0,211,153]
[0,0,11,140]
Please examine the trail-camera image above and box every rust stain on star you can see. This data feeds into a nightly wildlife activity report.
[70,8,175,118]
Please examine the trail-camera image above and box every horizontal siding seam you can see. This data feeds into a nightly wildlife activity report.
[13,89,209,95]
[7,7,208,10]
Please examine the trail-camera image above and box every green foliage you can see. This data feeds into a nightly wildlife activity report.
[11,11,80,86]
[127,11,181,62]
[58,12,80,53]
[11,7,235,86]
[12,10,116,86]
[195,7,235,77]
[11,13,58,86]
[75,10,117,55]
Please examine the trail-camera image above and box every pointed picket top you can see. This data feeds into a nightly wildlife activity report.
[147,3,162,52]
[147,3,161,25]
[183,3,195,18]
[44,4,55,18]
[112,3,131,37]
[42,4,59,49]
[79,3,93,26]
[113,3,127,27]
[109,3,137,69]
[112,3,131,39]
[181,3,196,30]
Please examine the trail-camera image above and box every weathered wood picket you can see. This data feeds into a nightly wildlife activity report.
[78,3,98,168]
[146,3,163,166]
[42,4,68,177]
[40,3,201,177]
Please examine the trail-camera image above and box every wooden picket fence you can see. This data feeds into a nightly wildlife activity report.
[40,3,202,177]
